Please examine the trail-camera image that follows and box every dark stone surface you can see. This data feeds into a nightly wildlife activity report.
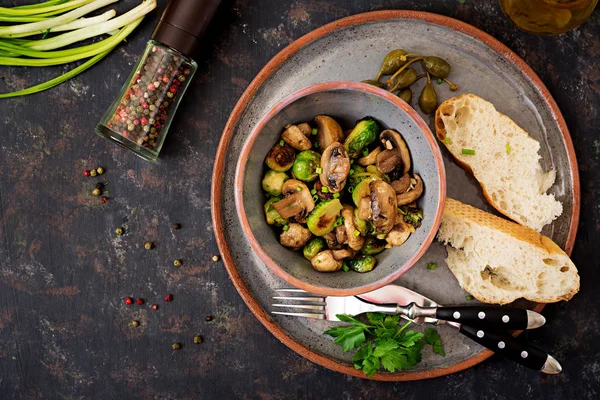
[0,0,598,398]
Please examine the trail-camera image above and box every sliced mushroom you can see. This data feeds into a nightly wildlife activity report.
[314,115,344,150]
[370,180,397,235]
[341,205,365,251]
[323,231,345,250]
[396,174,424,206]
[357,147,382,166]
[332,248,357,261]
[280,223,312,250]
[282,125,312,151]
[386,218,415,246]
[320,142,351,193]
[376,130,411,175]
[376,149,403,174]
[391,173,411,194]
[311,250,343,272]
[358,196,372,221]
[272,180,315,222]
[297,122,312,137]
[335,225,348,245]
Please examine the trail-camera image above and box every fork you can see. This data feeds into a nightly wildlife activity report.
[271,287,561,374]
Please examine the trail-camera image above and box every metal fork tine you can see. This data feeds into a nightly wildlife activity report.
[275,288,308,293]
[271,311,325,319]
[272,296,325,302]
[272,303,325,311]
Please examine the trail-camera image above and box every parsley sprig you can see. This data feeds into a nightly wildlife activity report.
[324,313,445,377]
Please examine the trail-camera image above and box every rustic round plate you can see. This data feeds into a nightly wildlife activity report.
[211,11,579,381]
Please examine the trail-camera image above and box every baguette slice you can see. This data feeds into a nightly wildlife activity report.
[435,94,562,232]
[437,198,579,304]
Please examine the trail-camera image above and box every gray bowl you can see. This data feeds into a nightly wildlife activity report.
[235,81,446,295]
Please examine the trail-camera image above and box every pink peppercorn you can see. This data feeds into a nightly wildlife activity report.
[140,117,148,125]
[147,83,155,91]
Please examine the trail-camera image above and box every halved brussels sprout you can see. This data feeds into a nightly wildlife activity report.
[303,237,326,260]
[344,118,379,158]
[262,170,289,196]
[361,236,386,255]
[264,197,287,226]
[265,142,295,171]
[353,208,369,236]
[401,205,424,228]
[292,150,321,182]
[348,255,377,273]
[306,199,343,236]
[352,176,380,207]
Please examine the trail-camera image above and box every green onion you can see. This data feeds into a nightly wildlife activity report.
[310,188,316,195]
[348,187,353,193]
[296,186,302,192]
[341,262,349,272]
[436,78,442,85]
[427,263,436,270]
[362,148,369,157]
[312,195,318,202]
[444,137,450,144]
[321,186,329,193]
[349,169,354,175]
[466,295,474,301]
[282,225,289,231]
[332,193,340,199]
[506,143,511,154]
[311,127,317,136]
[353,230,360,237]
[315,167,322,174]
[461,149,475,155]
[333,216,344,227]
[279,140,284,146]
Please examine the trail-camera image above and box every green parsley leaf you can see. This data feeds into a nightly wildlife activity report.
[324,324,367,352]
[396,331,424,348]
[366,312,385,324]
[424,328,446,357]
[427,262,437,270]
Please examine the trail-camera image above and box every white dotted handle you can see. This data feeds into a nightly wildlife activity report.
[437,307,535,331]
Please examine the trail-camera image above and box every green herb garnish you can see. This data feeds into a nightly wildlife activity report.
[424,328,445,357]
[466,295,474,301]
[444,137,450,144]
[282,224,289,231]
[506,143,511,154]
[316,167,323,174]
[427,262,436,270]
[461,149,475,155]
[311,128,318,136]
[333,193,340,199]
[279,140,285,147]
[321,186,329,193]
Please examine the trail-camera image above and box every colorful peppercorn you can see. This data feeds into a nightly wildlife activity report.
[96,167,104,175]
[172,223,181,230]
[92,188,101,196]
[164,294,173,302]
[83,170,90,177]
[193,335,203,344]
[115,227,124,235]
[212,255,220,262]
[124,297,133,305]
[130,320,140,328]
[205,315,213,322]
[173,259,182,267]
[90,169,97,177]
[151,304,158,311]
[144,242,153,250]
[172,343,182,351]
[100,197,109,204]
[135,298,144,305]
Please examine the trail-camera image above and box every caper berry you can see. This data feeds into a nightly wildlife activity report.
[398,88,412,104]
[361,79,383,88]
[376,49,408,80]
[422,56,451,79]
[388,68,418,92]
[418,82,438,114]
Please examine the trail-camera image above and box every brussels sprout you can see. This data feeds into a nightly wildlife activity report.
[306,199,343,236]
[401,205,424,228]
[361,236,386,255]
[265,142,295,171]
[262,170,289,196]
[264,197,287,226]
[351,176,380,207]
[303,237,326,260]
[344,119,379,158]
[348,255,377,272]
[353,208,369,236]
[292,150,321,182]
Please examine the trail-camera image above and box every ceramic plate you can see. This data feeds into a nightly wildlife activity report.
[211,11,579,381]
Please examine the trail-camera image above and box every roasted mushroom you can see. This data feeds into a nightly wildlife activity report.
[332,248,357,261]
[265,142,295,171]
[323,231,345,250]
[358,196,372,221]
[280,223,312,250]
[314,181,334,201]
[314,115,344,151]
[335,225,348,245]
[369,180,397,235]
[357,147,382,166]
[376,130,411,176]
[385,218,415,246]
[272,180,315,222]
[297,122,312,137]
[391,173,411,194]
[396,174,424,206]
[341,205,365,251]
[311,250,343,272]
[282,124,312,151]
[320,142,351,193]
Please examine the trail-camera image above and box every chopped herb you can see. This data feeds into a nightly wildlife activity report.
[349,169,355,175]
[314,142,320,149]
[348,187,354,193]
[316,167,323,174]
[362,148,369,157]
[310,188,317,195]
[506,143,511,154]
[279,140,285,146]
[427,263,437,270]
[354,230,361,236]
[321,186,329,193]
[466,295,474,301]
[342,262,350,272]
[311,127,318,136]
[312,195,319,202]
[444,137,450,144]
[282,225,289,231]
[424,328,445,357]
[436,78,442,85]
[296,186,302,192]
[461,149,475,155]
[333,193,340,199]
[333,216,344,227]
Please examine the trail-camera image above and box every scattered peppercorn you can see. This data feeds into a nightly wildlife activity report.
[83,170,90,177]
[193,335,203,344]
[172,342,182,351]
[96,167,104,175]
[164,294,173,302]
[100,196,109,204]
[92,188,101,196]
[205,315,213,322]
[151,304,158,311]
[144,241,153,250]
[173,259,182,267]
[212,255,220,262]
[172,223,181,230]
[115,227,124,235]
[135,298,144,305]
[90,169,97,177]
[130,320,140,328]
[124,297,133,305]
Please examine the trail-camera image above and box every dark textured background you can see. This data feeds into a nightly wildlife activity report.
[1,0,599,399]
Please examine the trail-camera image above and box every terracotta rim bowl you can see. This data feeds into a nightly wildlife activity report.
[234,81,446,296]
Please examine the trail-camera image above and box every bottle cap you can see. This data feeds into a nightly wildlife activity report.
[151,0,221,59]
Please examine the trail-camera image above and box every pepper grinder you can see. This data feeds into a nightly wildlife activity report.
[96,0,221,161]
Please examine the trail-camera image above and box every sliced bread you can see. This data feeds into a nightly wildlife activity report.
[437,198,579,304]
[435,94,562,232]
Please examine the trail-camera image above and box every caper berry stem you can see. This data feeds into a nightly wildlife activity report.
[426,72,431,84]
[443,78,459,91]
[399,53,420,62]
[386,57,423,87]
